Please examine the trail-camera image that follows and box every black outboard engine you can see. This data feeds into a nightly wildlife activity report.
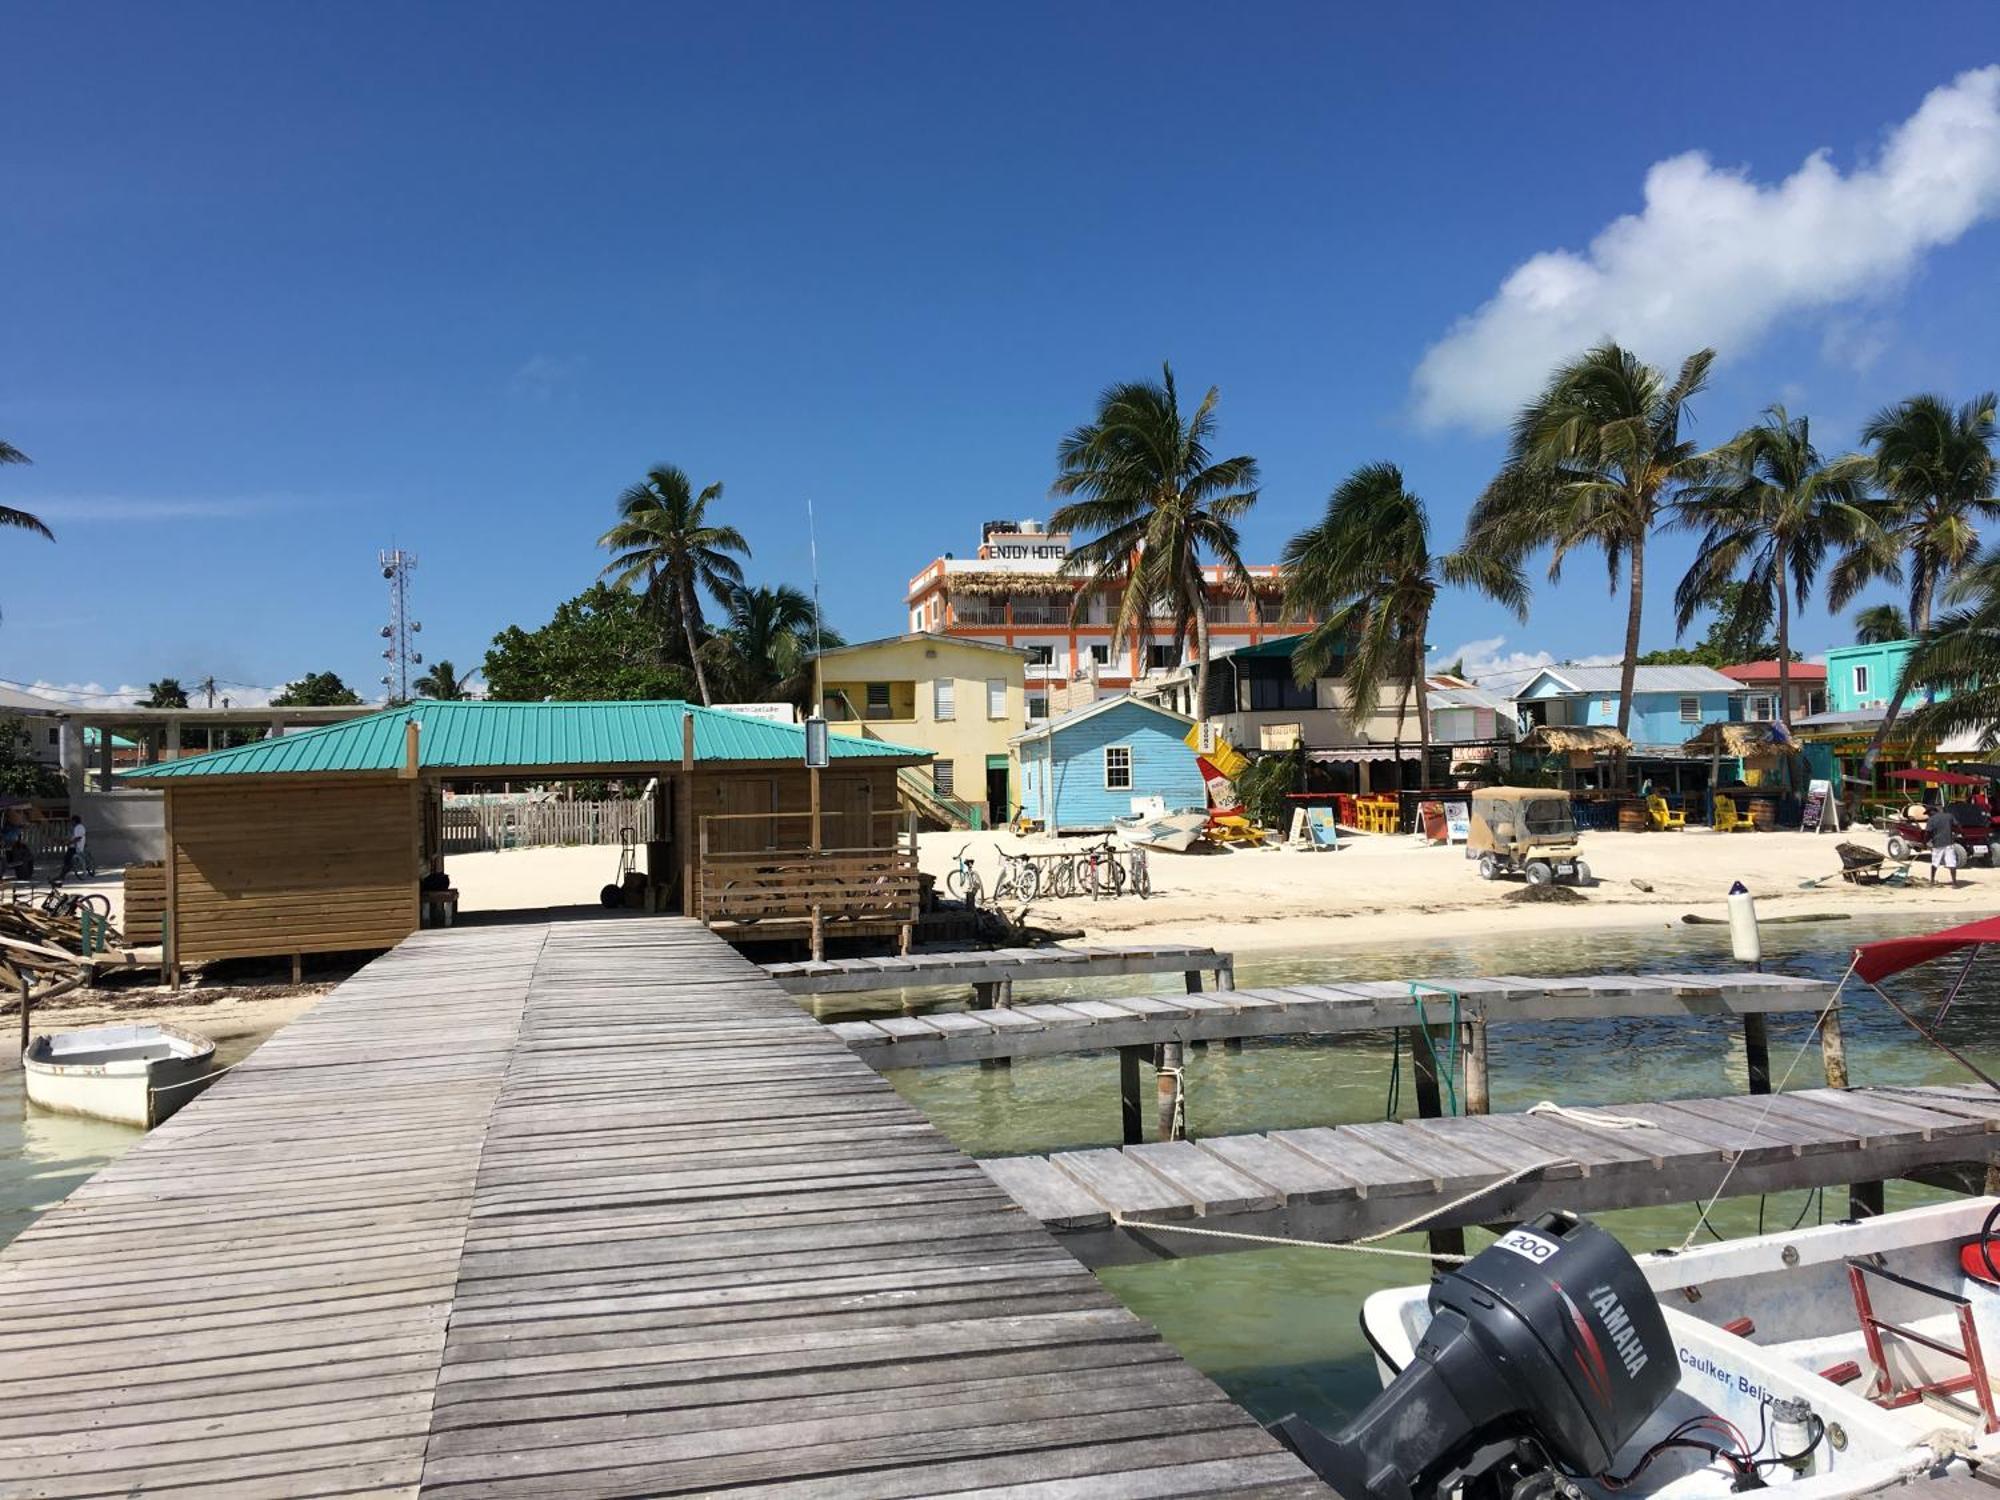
[1273,1212,1676,1500]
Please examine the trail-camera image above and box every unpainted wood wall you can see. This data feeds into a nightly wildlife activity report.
[681,764,901,916]
[167,779,421,965]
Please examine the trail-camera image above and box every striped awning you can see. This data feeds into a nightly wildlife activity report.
[1307,747,1421,764]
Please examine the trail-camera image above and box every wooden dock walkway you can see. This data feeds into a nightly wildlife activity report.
[981,1083,2000,1269]
[763,942,1233,1000]
[827,970,1832,1069]
[0,919,1322,1498]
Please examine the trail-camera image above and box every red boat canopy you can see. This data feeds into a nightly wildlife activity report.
[1853,914,2000,982]
[1887,768,1987,786]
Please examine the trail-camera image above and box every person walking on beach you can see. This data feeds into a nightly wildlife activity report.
[1928,802,1962,887]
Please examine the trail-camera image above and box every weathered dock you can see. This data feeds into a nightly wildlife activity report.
[0,919,1322,1497]
[981,1083,2000,1268]
[763,941,1234,1002]
[827,970,1832,1069]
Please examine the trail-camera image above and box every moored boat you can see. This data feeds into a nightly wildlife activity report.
[23,1022,217,1129]
[1352,1198,2000,1498]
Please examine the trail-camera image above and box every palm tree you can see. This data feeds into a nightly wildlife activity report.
[597,465,749,705]
[1897,544,2000,750]
[1836,393,2000,763]
[1852,603,1911,644]
[1672,407,1875,726]
[139,678,189,709]
[1282,463,1528,780]
[0,441,54,545]
[413,660,475,700]
[1463,343,1716,764]
[1047,364,1259,728]
[706,584,841,710]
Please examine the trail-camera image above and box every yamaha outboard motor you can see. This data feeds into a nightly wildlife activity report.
[1273,1213,1675,1500]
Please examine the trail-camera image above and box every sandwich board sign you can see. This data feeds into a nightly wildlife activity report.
[1801,779,1839,834]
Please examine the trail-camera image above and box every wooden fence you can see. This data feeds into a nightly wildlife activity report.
[441,797,652,854]
[696,810,919,953]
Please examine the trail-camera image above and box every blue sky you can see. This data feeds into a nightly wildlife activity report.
[4,4,1999,703]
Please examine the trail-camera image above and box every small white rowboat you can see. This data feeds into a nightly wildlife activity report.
[23,1023,217,1129]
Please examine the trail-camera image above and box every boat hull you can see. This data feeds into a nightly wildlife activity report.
[22,1023,217,1129]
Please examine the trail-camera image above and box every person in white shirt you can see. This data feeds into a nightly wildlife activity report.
[58,815,89,880]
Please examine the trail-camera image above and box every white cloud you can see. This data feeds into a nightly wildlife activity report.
[508,354,585,402]
[29,496,291,523]
[1439,636,1621,691]
[1412,66,2000,431]
[23,679,279,708]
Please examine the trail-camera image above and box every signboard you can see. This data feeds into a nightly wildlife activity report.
[802,716,830,770]
[1801,778,1838,834]
[1444,801,1471,843]
[1288,806,1341,849]
[715,702,797,723]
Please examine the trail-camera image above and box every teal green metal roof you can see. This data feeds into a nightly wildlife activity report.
[1228,633,1317,661]
[125,701,930,780]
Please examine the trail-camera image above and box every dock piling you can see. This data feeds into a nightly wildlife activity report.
[1119,1045,1145,1144]
[1742,1012,1773,1095]
[16,971,26,1057]
[1157,1040,1186,1140]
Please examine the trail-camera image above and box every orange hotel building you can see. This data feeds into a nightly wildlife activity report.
[906,519,1299,719]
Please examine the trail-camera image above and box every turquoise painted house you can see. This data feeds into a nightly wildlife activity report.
[1823,640,1932,713]
[1011,695,1206,833]
[1515,665,1746,752]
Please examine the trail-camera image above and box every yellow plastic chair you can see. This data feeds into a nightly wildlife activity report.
[1646,794,1686,831]
[1713,794,1754,832]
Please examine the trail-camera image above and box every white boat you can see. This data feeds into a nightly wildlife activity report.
[23,1022,217,1129]
[1114,809,1209,853]
[1359,1198,2000,1498]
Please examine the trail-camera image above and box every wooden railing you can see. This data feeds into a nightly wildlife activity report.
[697,810,919,951]
[441,796,653,853]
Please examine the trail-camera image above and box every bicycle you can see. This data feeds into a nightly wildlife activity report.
[1127,845,1151,898]
[990,846,1042,902]
[944,843,985,907]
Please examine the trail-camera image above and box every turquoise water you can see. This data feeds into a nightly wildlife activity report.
[821,914,2000,1431]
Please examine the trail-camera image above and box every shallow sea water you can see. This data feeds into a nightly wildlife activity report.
[822,912,2000,1430]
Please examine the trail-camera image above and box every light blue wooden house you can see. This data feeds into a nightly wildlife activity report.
[1011,695,1206,833]
[1515,665,1746,753]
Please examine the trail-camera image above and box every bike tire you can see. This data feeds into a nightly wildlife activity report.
[1016,862,1041,901]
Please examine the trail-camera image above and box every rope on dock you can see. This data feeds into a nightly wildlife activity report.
[1675,954,1858,1252]
[1527,1101,1654,1129]
[1111,1154,1574,1262]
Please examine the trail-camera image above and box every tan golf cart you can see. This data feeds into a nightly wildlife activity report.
[1467,786,1591,886]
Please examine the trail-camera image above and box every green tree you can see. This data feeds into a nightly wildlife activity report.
[1898,544,2000,750]
[1281,462,1526,777]
[0,717,62,798]
[1839,393,2000,763]
[0,440,54,547]
[597,465,749,706]
[1852,603,1911,644]
[1672,407,1874,722]
[413,660,474,700]
[705,584,840,711]
[1636,584,1782,668]
[1048,364,1259,729]
[1463,343,1717,763]
[271,670,363,707]
[483,584,692,702]
[139,677,190,708]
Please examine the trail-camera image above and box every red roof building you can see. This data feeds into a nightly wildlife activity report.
[1720,660,1827,722]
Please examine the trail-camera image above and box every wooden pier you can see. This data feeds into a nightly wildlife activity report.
[763,941,1234,1004]
[981,1083,2000,1269]
[827,971,1832,1070]
[0,919,1321,1497]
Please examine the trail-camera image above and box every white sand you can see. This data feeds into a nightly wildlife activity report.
[917,826,1999,954]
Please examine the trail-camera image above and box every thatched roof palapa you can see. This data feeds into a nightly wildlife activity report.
[1680,721,1801,758]
[1519,724,1633,754]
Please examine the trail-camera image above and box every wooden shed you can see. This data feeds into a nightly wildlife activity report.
[124,700,929,975]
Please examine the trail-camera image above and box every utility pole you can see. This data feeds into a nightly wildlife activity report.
[378,549,422,704]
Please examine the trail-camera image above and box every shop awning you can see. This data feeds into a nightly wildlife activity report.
[1853,914,2000,983]
[1306,747,1421,764]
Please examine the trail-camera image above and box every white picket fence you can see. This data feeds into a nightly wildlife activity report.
[441,797,652,854]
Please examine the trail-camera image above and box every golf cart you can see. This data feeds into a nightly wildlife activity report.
[1467,786,1591,886]
[1881,768,1994,864]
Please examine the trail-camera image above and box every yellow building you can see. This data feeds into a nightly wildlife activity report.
[814,633,1028,827]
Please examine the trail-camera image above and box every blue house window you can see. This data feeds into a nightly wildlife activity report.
[1679,696,1700,723]
[1104,745,1132,790]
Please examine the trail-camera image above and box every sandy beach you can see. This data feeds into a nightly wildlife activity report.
[914,825,2000,954]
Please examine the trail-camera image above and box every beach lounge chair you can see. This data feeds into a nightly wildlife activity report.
[1646,794,1685,831]
[1713,794,1754,833]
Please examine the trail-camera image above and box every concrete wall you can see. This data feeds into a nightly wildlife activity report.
[1826,641,1924,713]
[80,789,165,867]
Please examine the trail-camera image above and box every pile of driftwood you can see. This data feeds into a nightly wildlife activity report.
[0,902,123,1004]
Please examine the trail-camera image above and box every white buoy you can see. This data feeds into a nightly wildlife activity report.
[1727,880,1762,965]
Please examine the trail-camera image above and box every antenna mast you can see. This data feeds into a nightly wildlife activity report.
[378,548,423,703]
